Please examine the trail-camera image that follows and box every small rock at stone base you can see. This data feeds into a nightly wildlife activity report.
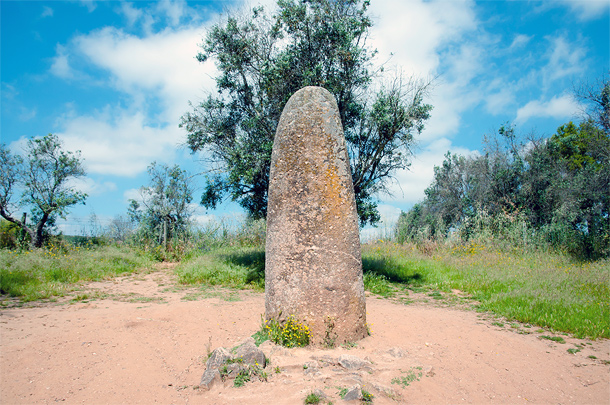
[313,389,328,399]
[372,383,400,400]
[206,347,232,369]
[338,354,371,370]
[234,338,266,367]
[425,365,435,377]
[199,368,221,391]
[387,347,406,358]
[343,384,362,401]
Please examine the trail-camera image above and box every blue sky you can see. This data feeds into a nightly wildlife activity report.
[1,0,608,237]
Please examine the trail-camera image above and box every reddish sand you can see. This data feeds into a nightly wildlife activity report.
[1,264,608,404]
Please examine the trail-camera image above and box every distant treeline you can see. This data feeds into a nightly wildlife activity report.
[396,119,609,260]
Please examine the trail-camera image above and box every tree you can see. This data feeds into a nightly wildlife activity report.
[129,162,194,245]
[0,134,87,248]
[180,0,432,226]
[574,75,609,135]
[396,119,610,258]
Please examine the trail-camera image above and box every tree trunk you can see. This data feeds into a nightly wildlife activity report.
[32,212,50,248]
[163,218,168,249]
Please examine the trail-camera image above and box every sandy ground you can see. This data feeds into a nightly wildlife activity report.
[1,263,608,405]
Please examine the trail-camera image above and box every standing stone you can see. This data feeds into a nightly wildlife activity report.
[265,86,367,345]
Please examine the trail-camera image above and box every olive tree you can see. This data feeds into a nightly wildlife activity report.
[0,134,87,248]
[180,0,433,226]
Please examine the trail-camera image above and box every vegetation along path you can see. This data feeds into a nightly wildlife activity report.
[1,262,608,404]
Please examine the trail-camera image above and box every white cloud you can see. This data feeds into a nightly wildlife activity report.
[47,14,220,178]
[73,25,217,123]
[156,0,187,27]
[368,0,483,143]
[383,137,475,205]
[515,94,579,124]
[369,0,477,75]
[123,188,143,203]
[49,45,74,79]
[542,36,586,87]
[79,0,96,13]
[68,177,117,196]
[509,34,531,50]
[57,109,184,176]
[41,6,54,18]
[560,0,610,21]
[117,2,143,26]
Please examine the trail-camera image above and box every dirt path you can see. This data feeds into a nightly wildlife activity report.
[1,264,608,404]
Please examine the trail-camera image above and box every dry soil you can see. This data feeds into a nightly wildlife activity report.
[1,263,608,404]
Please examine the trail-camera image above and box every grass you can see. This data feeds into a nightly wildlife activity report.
[3,231,607,341]
[362,241,609,339]
[539,335,566,344]
[174,247,265,290]
[0,243,154,302]
[391,367,423,388]
[304,393,321,404]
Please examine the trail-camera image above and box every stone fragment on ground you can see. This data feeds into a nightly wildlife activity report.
[343,384,362,401]
[199,338,267,390]
[338,354,372,371]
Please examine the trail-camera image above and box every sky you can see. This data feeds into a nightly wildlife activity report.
[1,0,609,238]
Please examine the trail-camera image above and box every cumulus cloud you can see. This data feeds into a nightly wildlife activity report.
[156,0,187,26]
[383,138,475,205]
[117,2,143,26]
[515,94,579,124]
[369,0,477,75]
[73,25,217,123]
[79,0,96,13]
[367,0,482,143]
[57,109,185,176]
[49,45,74,79]
[48,11,219,178]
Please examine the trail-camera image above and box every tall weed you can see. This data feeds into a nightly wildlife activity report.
[0,243,154,301]
[364,241,609,339]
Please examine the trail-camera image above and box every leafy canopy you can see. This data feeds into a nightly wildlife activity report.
[181,0,432,226]
[128,162,194,244]
[0,134,87,248]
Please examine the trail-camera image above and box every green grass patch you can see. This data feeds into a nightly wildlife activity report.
[539,335,566,344]
[0,244,154,302]
[391,366,423,388]
[304,392,321,404]
[174,247,265,290]
[362,242,609,339]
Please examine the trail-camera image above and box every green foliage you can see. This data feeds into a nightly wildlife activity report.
[181,0,432,226]
[539,335,566,344]
[396,111,610,259]
[0,134,87,248]
[304,393,321,404]
[233,369,250,387]
[0,243,154,301]
[391,367,423,388]
[128,162,194,250]
[0,219,22,249]
[361,389,374,403]
[259,314,311,348]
